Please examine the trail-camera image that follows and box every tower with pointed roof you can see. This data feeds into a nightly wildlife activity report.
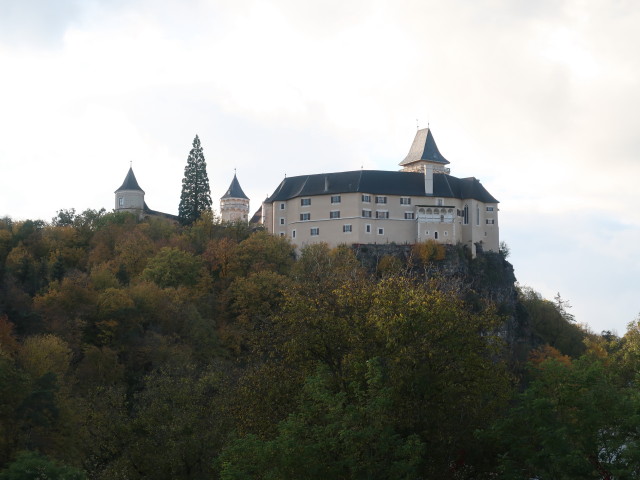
[220,173,250,223]
[115,167,145,217]
[399,128,451,195]
[399,128,450,174]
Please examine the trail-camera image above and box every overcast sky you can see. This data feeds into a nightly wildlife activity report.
[0,0,638,334]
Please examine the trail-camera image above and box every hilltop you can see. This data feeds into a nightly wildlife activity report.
[0,209,636,479]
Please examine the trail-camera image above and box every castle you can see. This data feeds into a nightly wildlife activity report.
[262,128,499,256]
[115,128,499,255]
[114,168,249,223]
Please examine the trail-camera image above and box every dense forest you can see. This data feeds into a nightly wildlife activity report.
[0,209,639,479]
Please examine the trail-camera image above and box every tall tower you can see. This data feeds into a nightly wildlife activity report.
[220,173,249,223]
[115,167,145,217]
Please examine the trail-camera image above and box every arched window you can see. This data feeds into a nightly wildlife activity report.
[463,204,469,225]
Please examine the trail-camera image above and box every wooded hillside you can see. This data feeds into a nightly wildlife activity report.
[0,209,638,479]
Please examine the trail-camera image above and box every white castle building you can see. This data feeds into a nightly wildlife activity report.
[262,128,499,256]
[113,128,498,256]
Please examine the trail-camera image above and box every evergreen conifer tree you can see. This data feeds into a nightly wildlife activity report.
[178,135,212,225]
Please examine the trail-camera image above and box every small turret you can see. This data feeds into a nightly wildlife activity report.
[220,173,249,223]
[115,167,145,217]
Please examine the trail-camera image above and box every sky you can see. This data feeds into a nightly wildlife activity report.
[0,0,638,335]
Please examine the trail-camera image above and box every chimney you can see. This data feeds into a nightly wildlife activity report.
[424,164,433,195]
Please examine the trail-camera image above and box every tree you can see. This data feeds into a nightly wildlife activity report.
[0,451,86,480]
[227,231,295,278]
[234,275,513,476]
[178,135,212,225]
[486,355,640,479]
[142,247,204,288]
[219,361,425,480]
[105,364,227,479]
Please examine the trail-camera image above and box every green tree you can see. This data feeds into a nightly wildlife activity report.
[519,286,585,357]
[486,355,640,479]
[17,334,72,380]
[227,231,295,278]
[178,135,212,225]
[236,275,512,477]
[0,451,85,480]
[105,364,227,480]
[142,247,204,288]
[0,356,30,464]
[219,361,425,480]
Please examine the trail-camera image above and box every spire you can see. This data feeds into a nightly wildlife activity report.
[399,128,450,167]
[115,167,145,193]
[221,173,248,199]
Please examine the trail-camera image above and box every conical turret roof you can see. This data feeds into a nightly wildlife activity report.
[399,128,450,167]
[221,173,248,199]
[115,167,145,193]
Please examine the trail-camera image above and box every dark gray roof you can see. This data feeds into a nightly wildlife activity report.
[265,170,498,204]
[115,167,144,193]
[143,202,180,221]
[221,174,248,199]
[399,128,450,166]
[249,205,262,224]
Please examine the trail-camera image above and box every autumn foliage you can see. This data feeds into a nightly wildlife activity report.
[0,210,635,479]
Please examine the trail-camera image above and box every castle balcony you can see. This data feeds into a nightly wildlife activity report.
[416,206,456,224]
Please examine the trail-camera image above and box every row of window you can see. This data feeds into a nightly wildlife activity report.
[293,210,415,221]
[305,225,384,236]
[282,199,496,211]
[290,195,413,207]
[287,210,491,224]
[290,227,494,240]
[281,202,495,227]
[290,228,492,239]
